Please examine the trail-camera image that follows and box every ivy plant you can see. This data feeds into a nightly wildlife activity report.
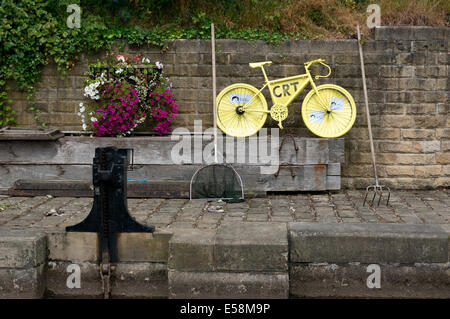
[0,0,307,127]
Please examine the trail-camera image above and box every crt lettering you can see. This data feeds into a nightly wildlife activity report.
[273,82,299,97]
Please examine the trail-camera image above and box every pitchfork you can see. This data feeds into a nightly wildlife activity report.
[357,25,391,207]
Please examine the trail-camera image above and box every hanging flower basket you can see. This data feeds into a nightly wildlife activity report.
[78,52,178,137]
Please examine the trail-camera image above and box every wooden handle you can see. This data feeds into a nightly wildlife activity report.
[357,25,379,185]
[211,23,218,163]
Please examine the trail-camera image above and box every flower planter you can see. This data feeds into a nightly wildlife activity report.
[80,54,177,137]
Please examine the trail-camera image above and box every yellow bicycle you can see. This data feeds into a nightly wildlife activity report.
[216,59,357,138]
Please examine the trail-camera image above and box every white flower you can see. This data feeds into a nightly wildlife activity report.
[90,117,96,122]
[155,61,163,69]
[79,102,84,107]
[99,72,106,84]
[118,56,125,62]
[115,68,123,74]
[84,83,100,100]
[82,123,87,131]
[77,112,81,116]
[142,57,150,64]
[80,106,85,113]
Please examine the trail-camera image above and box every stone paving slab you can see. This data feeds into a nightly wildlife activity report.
[290,223,448,263]
[168,270,289,299]
[290,262,450,299]
[0,190,448,234]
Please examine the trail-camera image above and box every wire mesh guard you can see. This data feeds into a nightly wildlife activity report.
[190,164,245,202]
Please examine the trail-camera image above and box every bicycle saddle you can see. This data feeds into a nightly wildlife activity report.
[249,61,272,68]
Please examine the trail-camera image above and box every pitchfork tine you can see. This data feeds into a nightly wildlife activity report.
[377,190,383,207]
[363,186,370,206]
[371,188,377,207]
[385,186,391,206]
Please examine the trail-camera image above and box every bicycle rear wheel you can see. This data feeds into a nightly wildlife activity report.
[216,83,268,137]
[301,84,356,138]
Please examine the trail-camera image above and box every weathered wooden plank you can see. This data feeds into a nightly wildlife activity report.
[12,179,91,190]
[0,164,92,189]
[326,175,341,190]
[329,138,345,163]
[256,165,327,191]
[0,136,344,166]
[0,127,64,140]
[8,179,191,198]
[2,163,332,193]
[327,163,341,176]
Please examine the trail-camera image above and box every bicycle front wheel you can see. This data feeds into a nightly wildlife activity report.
[301,84,356,138]
[216,83,268,137]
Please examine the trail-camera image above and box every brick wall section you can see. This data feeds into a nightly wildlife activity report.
[8,26,449,189]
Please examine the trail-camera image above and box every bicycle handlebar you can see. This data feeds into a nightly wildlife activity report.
[304,59,324,66]
[304,59,331,79]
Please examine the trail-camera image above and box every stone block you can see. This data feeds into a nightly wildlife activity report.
[46,261,102,298]
[0,231,47,268]
[117,231,172,262]
[436,152,450,164]
[47,231,98,262]
[112,262,168,298]
[289,223,448,263]
[168,270,288,299]
[395,154,435,165]
[401,129,436,140]
[0,264,46,299]
[46,261,168,298]
[290,262,450,298]
[168,229,216,272]
[214,222,288,272]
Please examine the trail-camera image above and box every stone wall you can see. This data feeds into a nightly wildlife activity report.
[7,26,449,189]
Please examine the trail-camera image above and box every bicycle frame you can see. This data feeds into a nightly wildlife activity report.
[241,62,331,112]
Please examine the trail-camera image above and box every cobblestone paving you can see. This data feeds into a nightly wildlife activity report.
[0,189,448,232]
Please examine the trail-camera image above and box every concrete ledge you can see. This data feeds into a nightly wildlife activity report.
[117,232,173,262]
[215,222,288,272]
[47,232,98,262]
[47,231,172,263]
[168,229,215,272]
[289,223,448,263]
[0,264,46,298]
[168,223,288,272]
[0,231,47,268]
[290,262,450,299]
[46,261,168,298]
[46,261,102,298]
[112,262,167,298]
[168,270,288,299]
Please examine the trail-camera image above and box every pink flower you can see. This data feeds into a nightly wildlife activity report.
[116,54,128,61]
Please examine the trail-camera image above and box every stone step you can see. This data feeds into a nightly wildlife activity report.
[289,223,450,298]
[0,231,47,298]
[167,222,289,299]
[1,223,447,299]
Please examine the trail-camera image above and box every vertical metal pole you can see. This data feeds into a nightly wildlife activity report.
[357,25,379,186]
[211,23,218,164]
